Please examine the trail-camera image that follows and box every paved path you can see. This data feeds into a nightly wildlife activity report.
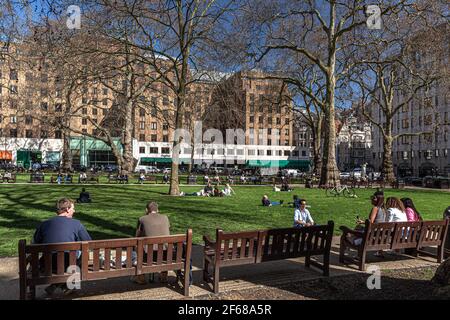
[0,236,440,300]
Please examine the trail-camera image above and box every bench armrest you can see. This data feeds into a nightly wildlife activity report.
[203,235,216,250]
[340,226,365,237]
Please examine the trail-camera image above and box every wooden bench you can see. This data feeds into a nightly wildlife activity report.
[1,173,16,183]
[187,176,197,185]
[18,229,192,299]
[78,174,99,184]
[137,175,158,184]
[339,219,449,271]
[50,174,74,184]
[30,174,45,183]
[203,221,334,293]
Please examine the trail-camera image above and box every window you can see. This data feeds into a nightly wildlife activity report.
[139,108,146,117]
[92,108,98,116]
[161,147,170,154]
[139,134,145,141]
[163,124,169,131]
[25,72,33,81]
[151,107,157,116]
[258,150,264,156]
[41,130,48,138]
[55,130,62,139]
[285,129,289,136]
[10,100,17,109]
[163,97,169,106]
[285,118,289,125]
[82,128,87,134]
[247,149,255,156]
[41,74,48,83]
[139,121,145,130]
[258,116,263,123]
[151,134,157,142]
[151,122,157,130]
[139,146,146,154]
[276,118,281,125]
[301,150,307,157]
[82,97,88,104]
[237,149,244,156]
[102,99,108,106]
[284,140,289,146]
[150,147,158,154]
[25,115,33,125]
[10,69,18,80]
[55,104,63,112]
[40,88,48,97]
[402,119,409,129]
[249,116,254,123]
[403,151,408,160]
[163,135,169,142]
[435,149,439,157]
[10,116,17,123]
[10,85,18,94]
[82,118,87,125]
[92,118,97,124]
[26,130,33,138]
[10,129,17,137]
[103,88,108,95]
[284,150,290,156]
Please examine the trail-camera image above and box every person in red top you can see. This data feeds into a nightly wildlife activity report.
[401,198,422,222]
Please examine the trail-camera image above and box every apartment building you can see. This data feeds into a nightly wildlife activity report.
[371,25,450,177]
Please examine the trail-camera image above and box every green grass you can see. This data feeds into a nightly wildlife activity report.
[0,184,448,257]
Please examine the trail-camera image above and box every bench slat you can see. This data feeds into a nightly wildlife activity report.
[167,243,173,264]
[104,248,111,271]
[57,252,65,275]
[115,248,122,269]
[157,244,164,265]
[93,249,100,272]
[44,252,52,276]
[126,247,133,268]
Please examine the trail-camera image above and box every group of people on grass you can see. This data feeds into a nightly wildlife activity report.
[180,182,235,197]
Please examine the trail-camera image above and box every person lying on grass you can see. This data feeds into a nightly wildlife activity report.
[262,195,283,207]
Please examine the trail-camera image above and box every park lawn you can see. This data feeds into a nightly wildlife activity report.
[0,184,448,257]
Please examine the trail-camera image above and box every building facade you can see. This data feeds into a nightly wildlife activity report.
[336,114,373,172]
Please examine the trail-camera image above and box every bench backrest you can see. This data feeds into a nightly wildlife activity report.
[259,221,334,262]
[362,219,449,251]
[19,229,192,286]
[418,220,449,248]
[215,229,260,265]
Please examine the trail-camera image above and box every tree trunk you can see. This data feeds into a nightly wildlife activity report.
[319,74,340,186]
[312,123,322,175]
[61,129,72,171]
[169,95,184,196]
[382,135,396,183]
[121,99,136,175]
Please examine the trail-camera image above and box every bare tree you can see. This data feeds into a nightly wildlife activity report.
[347,16,448,182]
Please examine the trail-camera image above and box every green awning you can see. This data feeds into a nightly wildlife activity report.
[246,160,310,169]
[140,157,191,164]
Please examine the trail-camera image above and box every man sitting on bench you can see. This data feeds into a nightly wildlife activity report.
[76,188,92,203]
[33,198,92,296]
[133,202,170,284]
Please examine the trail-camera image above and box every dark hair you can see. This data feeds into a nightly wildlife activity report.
[371,191,385,208]
[293,195,299,200]
[82,188,86,192]
[401,198,421,219]
[443,206,450,219]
